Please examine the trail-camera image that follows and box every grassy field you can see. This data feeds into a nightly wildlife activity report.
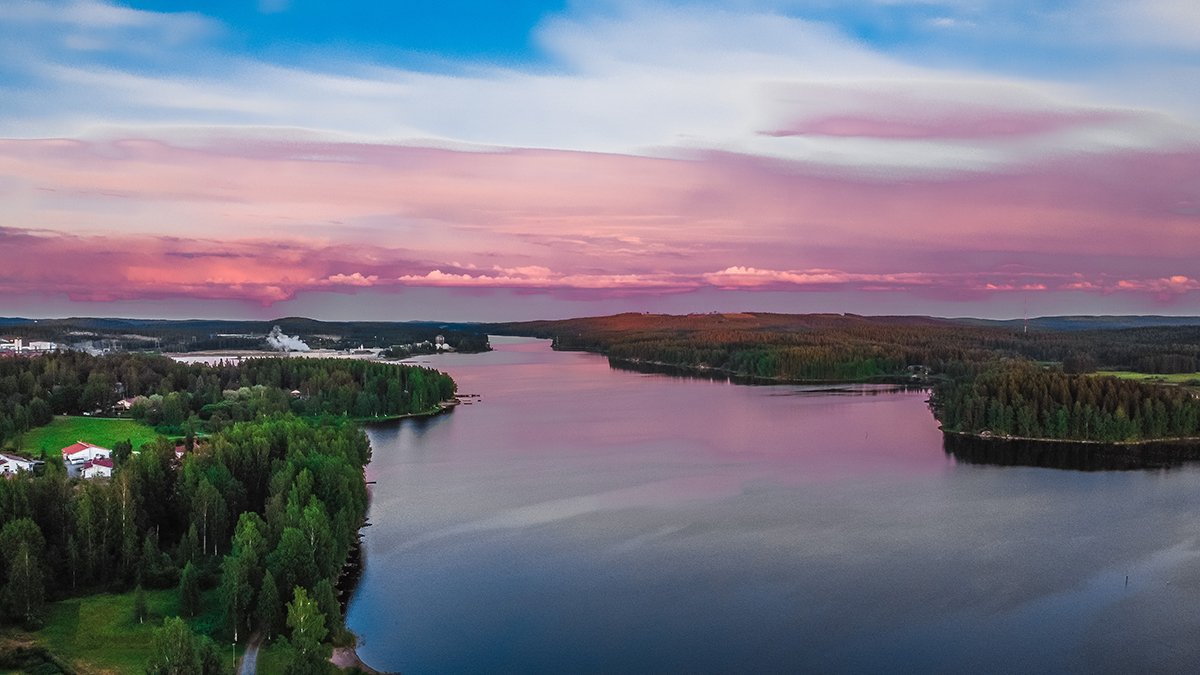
[257,643,290,673]
[16,417,162,459]
[1095,371,1200,384]
[35,587,241,675]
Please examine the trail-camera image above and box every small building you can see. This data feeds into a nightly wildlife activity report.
[82,458,114,479]
[61,441,112,465]
[0,453,42,476]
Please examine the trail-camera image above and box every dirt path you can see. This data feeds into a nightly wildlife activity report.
[236,638,260,675]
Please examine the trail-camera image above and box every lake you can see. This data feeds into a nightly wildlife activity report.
[346,337,1200,675]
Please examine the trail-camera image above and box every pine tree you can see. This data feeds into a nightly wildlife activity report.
[256,570,281,639]
[179,561,201,618]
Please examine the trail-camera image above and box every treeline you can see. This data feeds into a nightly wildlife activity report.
[0,352,456,448]
[1,316,492,354]
[932,360,1200,443]
[490,313,1200,383]
[0,413,375,674]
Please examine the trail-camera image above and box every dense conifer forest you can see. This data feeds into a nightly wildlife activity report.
[0,352,456,451]
[491,313,1200,382]
[0,415,374,673]
[932,360,1200,443]
[0,352,457,673]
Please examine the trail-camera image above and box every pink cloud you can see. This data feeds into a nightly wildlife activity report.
[0,137,1198,307]
[703,266,942,288]
[397,268,686,290]
[325,273,380,287]
[703,266,1198,301]
[759,82,1132,141]
[1060,275,1200,302]
[766,110,1123,140]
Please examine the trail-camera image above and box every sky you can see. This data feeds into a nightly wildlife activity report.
[1,0,1198,321]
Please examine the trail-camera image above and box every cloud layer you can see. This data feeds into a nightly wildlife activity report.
[0,0,1198,315]
[1,136,1197,306]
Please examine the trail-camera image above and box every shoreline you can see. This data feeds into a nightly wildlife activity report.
[332,400,467,675]
[332,645,388,674]
[355,398,461,424]
[942,428,1200,447]
[943,431,1200,471]
[607,355,928,386]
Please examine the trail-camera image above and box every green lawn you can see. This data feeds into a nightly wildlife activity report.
[1095,371,1200,384]
[38,588,241,675]
[15,417,162,459]
[39,590,171,674]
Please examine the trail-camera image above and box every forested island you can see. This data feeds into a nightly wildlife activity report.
[0,351,457,674]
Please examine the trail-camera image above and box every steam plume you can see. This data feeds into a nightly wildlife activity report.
[266,325,310,352]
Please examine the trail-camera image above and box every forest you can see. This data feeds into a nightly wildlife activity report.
[490,313,1200,382]
[932,360,1200,443]
[0,352,457,451]
[0,353,459,674]
[0,415,372,674]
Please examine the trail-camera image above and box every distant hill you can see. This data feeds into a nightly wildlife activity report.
[486,312,1200,337]
[483,311,1200,382]
[946,315,1200,331]
[486,311,954,338]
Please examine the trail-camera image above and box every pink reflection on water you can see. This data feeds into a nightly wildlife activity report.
[407,337,950,505]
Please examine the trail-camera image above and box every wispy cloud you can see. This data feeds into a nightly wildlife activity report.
[2,2,1194,176]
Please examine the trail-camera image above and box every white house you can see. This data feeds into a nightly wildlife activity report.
[0,453,41,476]
[82,458,114,479]
[61,441,112,464]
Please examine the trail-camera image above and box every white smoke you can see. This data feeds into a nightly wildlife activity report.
[266,325,310,352]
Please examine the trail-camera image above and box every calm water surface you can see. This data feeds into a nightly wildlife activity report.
[346,337,1200,675]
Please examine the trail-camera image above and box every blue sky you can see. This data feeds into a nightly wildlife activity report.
[119,0,570,67]
[102,0,1192,79]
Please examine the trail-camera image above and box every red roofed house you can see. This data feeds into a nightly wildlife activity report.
[0,453,41,476]
[82,458,114,479]
[61,441,112,465]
